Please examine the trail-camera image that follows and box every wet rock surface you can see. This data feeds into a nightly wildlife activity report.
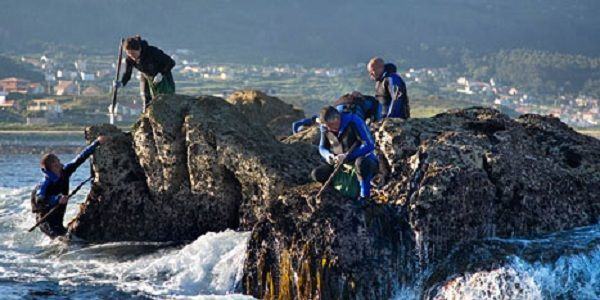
[68,95,599,299]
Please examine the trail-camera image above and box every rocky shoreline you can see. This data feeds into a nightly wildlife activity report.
[66,91,600,299]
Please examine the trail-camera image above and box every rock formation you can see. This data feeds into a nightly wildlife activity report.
[69,94,319,241]
[227,90,305,139]
[67,92,600,299]
[243,107,600,299]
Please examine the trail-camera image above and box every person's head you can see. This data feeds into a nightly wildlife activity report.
[367,57,385,81]
[40,153,62,176]
[320,106,341,132]
[124,36,142,60]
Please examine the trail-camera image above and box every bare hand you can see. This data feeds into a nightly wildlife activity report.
[96,135,111,144]
[59,195,69,205]
[334,154,347,164]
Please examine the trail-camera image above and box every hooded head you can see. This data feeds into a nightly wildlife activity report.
[383,63,397,75]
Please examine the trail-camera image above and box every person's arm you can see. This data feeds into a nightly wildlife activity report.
[292,116,316,134]
[346,116,375,161]
[63,140,100,175]
[318,126,335,164]
[292,119,304,134]
[386,77,403,117]
[120,58,134,86]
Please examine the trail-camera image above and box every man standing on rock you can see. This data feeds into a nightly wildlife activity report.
[366,57,409,119]
[311,106,379,205]
[31,136,109,239]
[113,35,176,112]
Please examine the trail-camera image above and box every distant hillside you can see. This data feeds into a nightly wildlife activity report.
[1,0,599,65]
[0,55,44,82]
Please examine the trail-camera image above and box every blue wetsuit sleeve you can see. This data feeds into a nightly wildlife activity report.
[318,125,333,161]
[292,120,302,134]
[292,117,315,134]
[386,77,400,117]
[346,116,375,161]
[63,140,99,175]
[387,75,407,118]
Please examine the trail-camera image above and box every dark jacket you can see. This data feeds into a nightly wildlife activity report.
[318,113,376,164]
[121,39,176,86]
[375,63,410,118]
[34,141,99,230]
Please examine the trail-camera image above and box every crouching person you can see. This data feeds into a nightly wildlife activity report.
[31,136,109,239]
[311,106,378,205]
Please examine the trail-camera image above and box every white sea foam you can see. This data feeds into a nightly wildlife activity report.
[434,248,600,299]
[0,186,254,299]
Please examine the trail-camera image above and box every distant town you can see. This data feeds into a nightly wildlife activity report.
[1,48,598,129]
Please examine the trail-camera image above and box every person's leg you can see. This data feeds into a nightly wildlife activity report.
[38,220,66,239]
[311,163,334,183]
[382,103,390,118]
[355,156,379,199]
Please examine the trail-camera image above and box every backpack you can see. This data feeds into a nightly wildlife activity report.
[335,94,380,122]
[30,185,41,213]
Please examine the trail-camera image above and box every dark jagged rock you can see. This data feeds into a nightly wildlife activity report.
[68,124,151,241]
[282,125,320,146]
[372,107,600,267]
[242,184,416,300]
[227,90,305,139]
[68,96,599,299]
[243,107,600,299]
[69,94,319,241]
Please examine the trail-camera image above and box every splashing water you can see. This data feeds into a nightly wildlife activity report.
[433,247,600,299]
[0,153,254,299]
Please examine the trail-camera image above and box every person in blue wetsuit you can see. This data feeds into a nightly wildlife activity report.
[367,57,410,119]
[31,135,110,239]
[310,106,379,205]
[292,114,318,134]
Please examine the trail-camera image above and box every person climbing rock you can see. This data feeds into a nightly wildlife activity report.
[334,93,382,124]
[292,114,318,134]
[367,57,410,119]
[311,106,379,206]
[31,136,110,239]
[113,35,176,112]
